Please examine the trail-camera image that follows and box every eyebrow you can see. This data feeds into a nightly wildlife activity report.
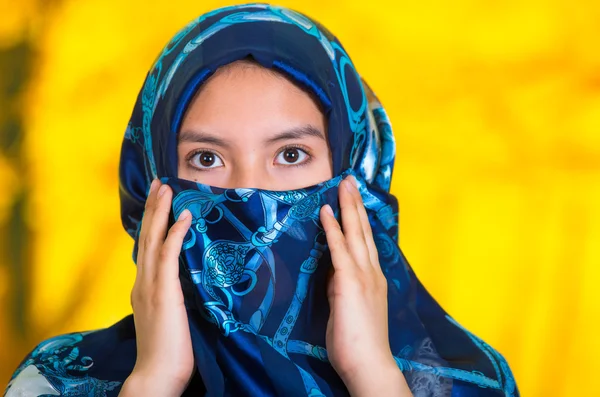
[178,129,230,148]
[178,124,326,148]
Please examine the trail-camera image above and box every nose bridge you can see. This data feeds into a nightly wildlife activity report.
[231,165,260,189]
[227,150,269,189]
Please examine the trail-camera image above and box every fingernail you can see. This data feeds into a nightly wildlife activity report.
[344,179,354,192]
[178,210,190,221]
[149,179,158,193]
[323,204,334,216]
[158,184,167,198]
[349,175,358,188]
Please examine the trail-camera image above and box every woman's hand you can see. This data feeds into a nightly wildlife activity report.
[320,176,412,397]
[119,179,194,397]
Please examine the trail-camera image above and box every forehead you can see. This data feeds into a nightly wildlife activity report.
[179,63,326,137]
[191,60,324,110]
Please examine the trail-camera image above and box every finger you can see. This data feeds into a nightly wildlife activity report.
[136,178,160,271]
[326,266,336,304]
[320,204,355,274]
[339,178,370,268]
[158,209,193,282]
[349,176,380,269]
[140,183,174,279]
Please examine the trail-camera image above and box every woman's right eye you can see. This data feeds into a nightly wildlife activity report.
[189,151,224,170]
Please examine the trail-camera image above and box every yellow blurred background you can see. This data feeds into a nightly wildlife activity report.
[1,0,599,395]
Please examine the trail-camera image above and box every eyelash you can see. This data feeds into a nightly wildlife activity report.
[185,145,313,171]
[275,144,314,168]
[185,149,223,171]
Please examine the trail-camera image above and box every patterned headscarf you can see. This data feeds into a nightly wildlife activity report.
[6,4,518,397]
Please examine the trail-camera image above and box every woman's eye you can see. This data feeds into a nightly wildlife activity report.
[275,147,309,165]
[190,151,224,169]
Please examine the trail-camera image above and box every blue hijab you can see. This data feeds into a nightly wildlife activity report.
[6,4,518,397]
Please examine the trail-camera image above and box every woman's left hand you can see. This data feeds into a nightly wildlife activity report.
[320,176,412,397]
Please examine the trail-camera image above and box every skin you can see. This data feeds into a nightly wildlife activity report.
[119,61,412,396]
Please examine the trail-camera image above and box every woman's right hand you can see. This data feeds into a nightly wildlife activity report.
[119,179,194,397]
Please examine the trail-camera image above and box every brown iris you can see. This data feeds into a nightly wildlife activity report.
[282,148,300,163]
[199,152,216,167]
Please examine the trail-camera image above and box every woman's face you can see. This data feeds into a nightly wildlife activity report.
[177,61,333,190]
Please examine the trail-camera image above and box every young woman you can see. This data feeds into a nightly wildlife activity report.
[5,4,518,396]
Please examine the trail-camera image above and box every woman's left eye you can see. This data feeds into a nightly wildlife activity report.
[275,147,309,165]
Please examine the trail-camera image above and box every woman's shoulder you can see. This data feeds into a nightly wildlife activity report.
[5,315,136,397]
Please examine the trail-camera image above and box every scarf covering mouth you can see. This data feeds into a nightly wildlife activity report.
[5,4,518,397]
